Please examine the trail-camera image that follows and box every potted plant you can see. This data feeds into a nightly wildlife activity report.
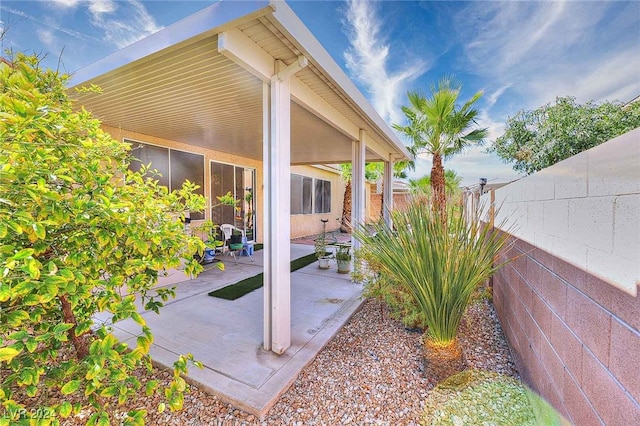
[335,243,351,274]
[314,237,332,269]
[192,220,224,264]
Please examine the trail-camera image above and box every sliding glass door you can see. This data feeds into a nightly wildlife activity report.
[210,161,256,241]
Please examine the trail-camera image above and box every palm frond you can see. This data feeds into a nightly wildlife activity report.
[354,202,513,345]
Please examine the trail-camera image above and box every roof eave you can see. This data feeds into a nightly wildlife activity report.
[268,1,410,162]
[69,0,274,87]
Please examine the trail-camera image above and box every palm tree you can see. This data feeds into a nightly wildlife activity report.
[340,162,410,232]
[394,77,487,221]
[339,163,382,232]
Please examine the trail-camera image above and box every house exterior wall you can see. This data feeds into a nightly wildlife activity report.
[103,126,346,241]
[102,125,264,241]
[481,128,640,425]
[290,165,345,239]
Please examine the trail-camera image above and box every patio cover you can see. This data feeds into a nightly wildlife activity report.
[70,0,410,354]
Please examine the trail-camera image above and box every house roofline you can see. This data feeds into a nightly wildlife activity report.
[269,1,410,161]
[69,0,409,162]
[70,1,273,86]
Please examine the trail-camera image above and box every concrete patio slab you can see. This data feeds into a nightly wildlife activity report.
[104,244,363,417]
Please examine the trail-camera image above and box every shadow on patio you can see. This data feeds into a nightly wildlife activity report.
[98,243,363,417]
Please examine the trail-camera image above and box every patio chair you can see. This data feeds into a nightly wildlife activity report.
[220,224,254,264]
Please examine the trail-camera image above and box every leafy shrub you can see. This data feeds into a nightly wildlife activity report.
[0,53,206,424]
[358,249,428,329]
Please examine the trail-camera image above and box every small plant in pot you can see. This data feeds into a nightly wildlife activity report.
[314,237,332,269]
[335,243,351,274]
[192,220,225,266]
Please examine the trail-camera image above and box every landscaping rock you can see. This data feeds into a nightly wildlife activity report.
[58,298,516,425]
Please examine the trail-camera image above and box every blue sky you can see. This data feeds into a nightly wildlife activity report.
[2,0,639,186]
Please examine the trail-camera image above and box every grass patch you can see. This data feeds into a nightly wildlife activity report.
[422,370,566,426]
[208,252,318,300]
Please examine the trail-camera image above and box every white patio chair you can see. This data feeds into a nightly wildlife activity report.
[220,224,253,264]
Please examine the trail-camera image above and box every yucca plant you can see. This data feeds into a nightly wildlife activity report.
[354,201,512,381]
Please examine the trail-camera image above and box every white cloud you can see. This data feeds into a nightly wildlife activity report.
[37,29,54,46]
[48,0,82,9]
[456,1,638,107]
[485,85,511,109]
[530,47,640,104]
[342,0,426,125]
[42,0,162,49]
[88,0,116,16]
[477,109,505,144]
[86,0,162,48]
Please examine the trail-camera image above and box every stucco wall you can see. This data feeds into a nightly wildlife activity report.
[290,165,345,239]
[481,128,640,425]
[103,125,264,240]
[103,126,346,241]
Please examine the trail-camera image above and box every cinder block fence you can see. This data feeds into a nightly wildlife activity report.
[478,128,640,425]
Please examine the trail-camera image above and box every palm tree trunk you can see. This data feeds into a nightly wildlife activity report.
[341,179,352,233]
[379,181,384,219]
[423,336,466,382]
[431,153,447,222]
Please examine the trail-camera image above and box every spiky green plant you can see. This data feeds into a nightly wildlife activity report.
[354,202,512,346]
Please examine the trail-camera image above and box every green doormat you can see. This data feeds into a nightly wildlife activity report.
[208,252,319,300]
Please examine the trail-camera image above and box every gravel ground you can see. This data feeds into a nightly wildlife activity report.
[56,297,517,425]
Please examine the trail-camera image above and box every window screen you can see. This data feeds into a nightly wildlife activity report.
[302,177,313,214]
[128,143,169,188]
[314,179,331,214]
[290,174,303,215]
[127,141,204,219]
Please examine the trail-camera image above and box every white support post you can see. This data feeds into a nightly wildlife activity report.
[383,157,394,228]
[262,81,272,351]
[262,57,307,354]
[266,61,292,354]
[351,130,366,257]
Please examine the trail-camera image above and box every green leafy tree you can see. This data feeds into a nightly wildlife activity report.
[394,77,487,221]
[489,96,640,175]
[1,54,207,424]
[408,169,462,199]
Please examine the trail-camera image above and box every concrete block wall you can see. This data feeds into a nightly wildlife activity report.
[487,127,640,296]
[481,128,640,425]
[493,238,640,425]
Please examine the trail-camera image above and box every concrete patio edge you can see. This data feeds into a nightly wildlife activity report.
[179,289,365,417]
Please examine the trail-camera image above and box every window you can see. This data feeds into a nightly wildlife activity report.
[315,179,331,214]
[290,174,314,215]
[127,140,205,219]
[291,174,331,215]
